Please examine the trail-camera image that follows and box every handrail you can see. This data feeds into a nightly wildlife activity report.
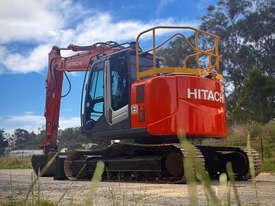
[140,33,195,54]
[135,26,220,80]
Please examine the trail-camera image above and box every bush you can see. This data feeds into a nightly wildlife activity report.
[262,158,275,172]
[0,157,32,169]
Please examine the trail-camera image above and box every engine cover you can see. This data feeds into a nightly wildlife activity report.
[131,75,227,138]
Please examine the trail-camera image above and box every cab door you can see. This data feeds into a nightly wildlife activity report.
[83,61,105,130]
[105,54,129,125]
[83,53,131,138]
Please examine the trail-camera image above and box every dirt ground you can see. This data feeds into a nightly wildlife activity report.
[0,169,275,206]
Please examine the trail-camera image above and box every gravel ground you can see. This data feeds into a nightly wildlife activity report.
[0,169,275,205]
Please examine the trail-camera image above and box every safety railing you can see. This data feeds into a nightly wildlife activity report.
[135,26,222,80]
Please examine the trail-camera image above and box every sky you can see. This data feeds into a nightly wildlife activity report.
[0,0,216,133]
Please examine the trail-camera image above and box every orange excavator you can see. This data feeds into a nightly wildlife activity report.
[31,26,261,181]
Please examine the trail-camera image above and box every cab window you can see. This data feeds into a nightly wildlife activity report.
[110,56,129,111]
[87,64,104,121]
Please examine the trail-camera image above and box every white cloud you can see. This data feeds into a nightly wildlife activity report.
[73,15,193,45]
[0,0,87,44]
[2,44,51,73]
[0,0,198,73]
[0,0,61,44]
[0,46,7,73]
[59,116,79,129]
[0,112,80,133]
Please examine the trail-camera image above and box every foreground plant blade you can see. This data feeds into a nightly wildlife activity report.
[86,161,105,206]
[226,162,241,206]
[25,153,58,202]
[247,132,260,205]
[180,138,198,206]
[179,134,222,206]
[218,173,229,206]
[195,156,221,206]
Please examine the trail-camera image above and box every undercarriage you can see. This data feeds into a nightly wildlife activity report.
[31,143,261,183]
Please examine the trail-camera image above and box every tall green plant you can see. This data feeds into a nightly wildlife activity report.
[246,132,260,205]
[180,138,198,206]
[179,133,222,206]
[86,161,105,206]
[25,153,58,201]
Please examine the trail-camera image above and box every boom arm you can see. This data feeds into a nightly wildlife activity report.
[43,42,129,153]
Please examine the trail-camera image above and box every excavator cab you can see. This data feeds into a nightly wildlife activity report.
[83,52,130,131]
[82,50,154,140]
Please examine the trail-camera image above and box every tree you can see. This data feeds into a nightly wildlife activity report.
[58,127,109,150]
[157,36,195,67]
[157,0,275,123]
[233,69,275,123]
[200,0,275,122]
[14,128,32,149]
[58,127,90,150]
[13,128,43,149]
[0,129,8,156]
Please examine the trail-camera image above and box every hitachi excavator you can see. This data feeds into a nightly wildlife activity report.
[31,26,261,181]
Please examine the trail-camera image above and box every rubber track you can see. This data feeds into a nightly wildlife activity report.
[63,144,261,182]
[243,148,262,177]
[176,144,206,175]
[64,143,206,183]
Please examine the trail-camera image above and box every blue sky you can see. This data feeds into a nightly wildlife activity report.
[0,0,216,133]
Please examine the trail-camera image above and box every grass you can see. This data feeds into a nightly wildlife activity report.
[262,158,275,172]
[0,154,59,206]
[180,137,222,206]
[0,128,270,205]
[0,157,32,169]
[178,129,262,206]
[0,200,56,206]
[86,161,105,206]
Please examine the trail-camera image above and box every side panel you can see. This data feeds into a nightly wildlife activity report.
[131,75,227,138]
[176,76,227,137]
[145,77,177,135]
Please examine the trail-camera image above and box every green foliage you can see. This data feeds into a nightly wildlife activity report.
[0,157,32,169]
[262,122,275,158]
[233,69,275,123]
[180,138,199,206]
[157,0,275,124]
[200,0,275,123]
[3,128,46,151]
[226,162,241,206]
[86,161,105,206]
[205,121,275,172]
[3,127,93,151]
[0,129,8,156]
[57,127,89,150]
[25,153,58,202]
[0,200,56,206]
[13,129,44,150]
[246,131,260,205]
[157,36,195,67]
[262,158,275,172]
[179,136,222,206]
[228,121,275,160]
[201,0,274,79]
